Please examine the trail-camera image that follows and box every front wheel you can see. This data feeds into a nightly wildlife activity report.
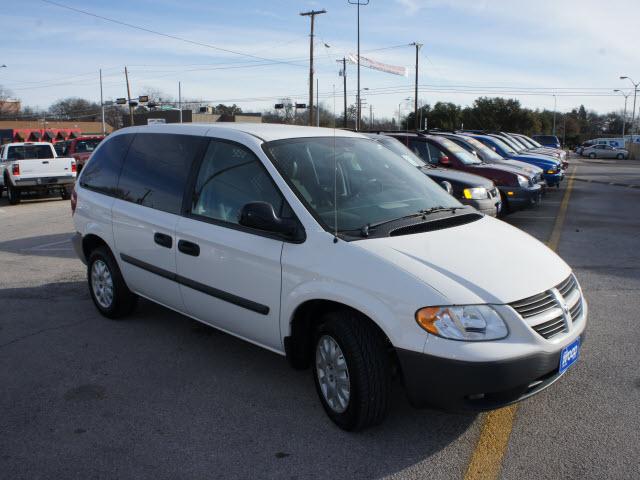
[6,181,21,205]
[589,152,596,159]
[87,246,137,319]
[616,153,624,160]
[313,311,391,431]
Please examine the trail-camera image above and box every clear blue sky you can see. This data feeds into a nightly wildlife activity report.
[2,0,638,119]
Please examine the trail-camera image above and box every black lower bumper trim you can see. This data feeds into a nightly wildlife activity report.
[396,333,585,412]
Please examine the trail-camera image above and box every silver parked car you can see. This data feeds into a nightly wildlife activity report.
[582,144,628,159]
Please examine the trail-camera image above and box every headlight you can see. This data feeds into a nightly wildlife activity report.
[517,175,529,188]
[462,187,488,200]
[416,305,508,341]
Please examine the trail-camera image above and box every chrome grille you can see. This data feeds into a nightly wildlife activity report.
[510,274,583,340]
[532,313,566,339]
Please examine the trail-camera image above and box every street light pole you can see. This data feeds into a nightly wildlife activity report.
[620,76,639,136]
[348,0,369,131]
[99,69,105,135]
[337,57,347,128]
[614,89,630,139]
[301,9,326,127]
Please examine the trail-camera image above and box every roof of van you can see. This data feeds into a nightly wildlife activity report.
[118,123,365,142]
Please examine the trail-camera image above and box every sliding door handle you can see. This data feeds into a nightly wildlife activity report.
[178,239,200,257]
[154,232,172,249]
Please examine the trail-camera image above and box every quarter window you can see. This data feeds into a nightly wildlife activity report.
[118,133,204,214]
[80,134,133,196]
[191,140,286,225]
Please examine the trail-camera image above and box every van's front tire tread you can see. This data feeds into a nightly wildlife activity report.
[314,311,391,431]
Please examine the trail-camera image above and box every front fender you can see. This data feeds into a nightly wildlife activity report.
[281,279,429,354]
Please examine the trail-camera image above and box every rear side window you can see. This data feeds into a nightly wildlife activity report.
[80,134,133,196]
[118,133,204,214]
[191,140,286,225]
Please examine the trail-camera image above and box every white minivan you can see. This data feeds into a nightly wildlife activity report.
[72,124,587,431]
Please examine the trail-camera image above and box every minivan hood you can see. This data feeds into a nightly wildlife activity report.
[355,215,570,305]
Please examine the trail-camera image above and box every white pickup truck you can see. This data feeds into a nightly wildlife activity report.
[0,142,76,205]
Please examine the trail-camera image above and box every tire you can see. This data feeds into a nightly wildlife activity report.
[87,246,137,319]
[589,152,596,159]
[498,191,510,216]
[60,186,71,200]
[616,153,624,160]
[6,181,21,205]
[312,311,391,431]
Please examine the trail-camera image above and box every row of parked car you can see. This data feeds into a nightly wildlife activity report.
[575,140,629,159]
[364,130,567,217]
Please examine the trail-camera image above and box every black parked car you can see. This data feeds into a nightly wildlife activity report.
[364,133,502,216]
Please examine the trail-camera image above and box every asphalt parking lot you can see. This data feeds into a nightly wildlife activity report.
[1,156,639,480]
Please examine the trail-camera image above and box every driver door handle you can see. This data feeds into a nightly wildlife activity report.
[178,240,200,257]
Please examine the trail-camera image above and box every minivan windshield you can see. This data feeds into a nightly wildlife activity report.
[264,137,461,233]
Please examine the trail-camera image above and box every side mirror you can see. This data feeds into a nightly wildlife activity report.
[440,180,453,194]
[239,202,301,240]
[439,155,451,166]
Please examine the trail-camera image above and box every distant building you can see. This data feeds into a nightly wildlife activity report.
[0,120,111,144]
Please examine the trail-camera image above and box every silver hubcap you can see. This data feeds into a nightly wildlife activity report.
[91,259,114,309]
[316,335,350,413]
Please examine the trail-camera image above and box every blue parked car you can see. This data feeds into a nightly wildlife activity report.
[532,135,562,149]
[463,134,564,187]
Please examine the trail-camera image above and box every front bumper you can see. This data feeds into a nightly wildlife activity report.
[397,331,586,411]
[499,184,542,209]
[462,197,500,217]
[543,171,564,186]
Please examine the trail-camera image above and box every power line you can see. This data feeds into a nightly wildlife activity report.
[40,0,307,68]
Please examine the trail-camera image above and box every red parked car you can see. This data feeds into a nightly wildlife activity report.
[61,136,105,173]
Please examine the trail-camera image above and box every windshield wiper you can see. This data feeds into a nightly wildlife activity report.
[360,206,460,237]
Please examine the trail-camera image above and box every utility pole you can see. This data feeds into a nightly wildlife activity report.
[316,78,320,126]
[338,57,347,128]
[178,81,182,123]
[300,9,326,127]
[410,42,422,131]
[349,0,369,131]
[369,104,372,128]
[124,66,134,127]
[99,69,105,135]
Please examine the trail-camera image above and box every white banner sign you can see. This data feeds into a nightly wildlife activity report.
[347,53,408,77]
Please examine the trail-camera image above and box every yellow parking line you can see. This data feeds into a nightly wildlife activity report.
[463,167,577,480]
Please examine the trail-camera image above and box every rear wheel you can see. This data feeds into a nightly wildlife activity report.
[589,152,596,159]
[87,246,137,319]
[616,153,624,160]
[60,186,71,200]
[6,181,21,205]
[312,311,391,431]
